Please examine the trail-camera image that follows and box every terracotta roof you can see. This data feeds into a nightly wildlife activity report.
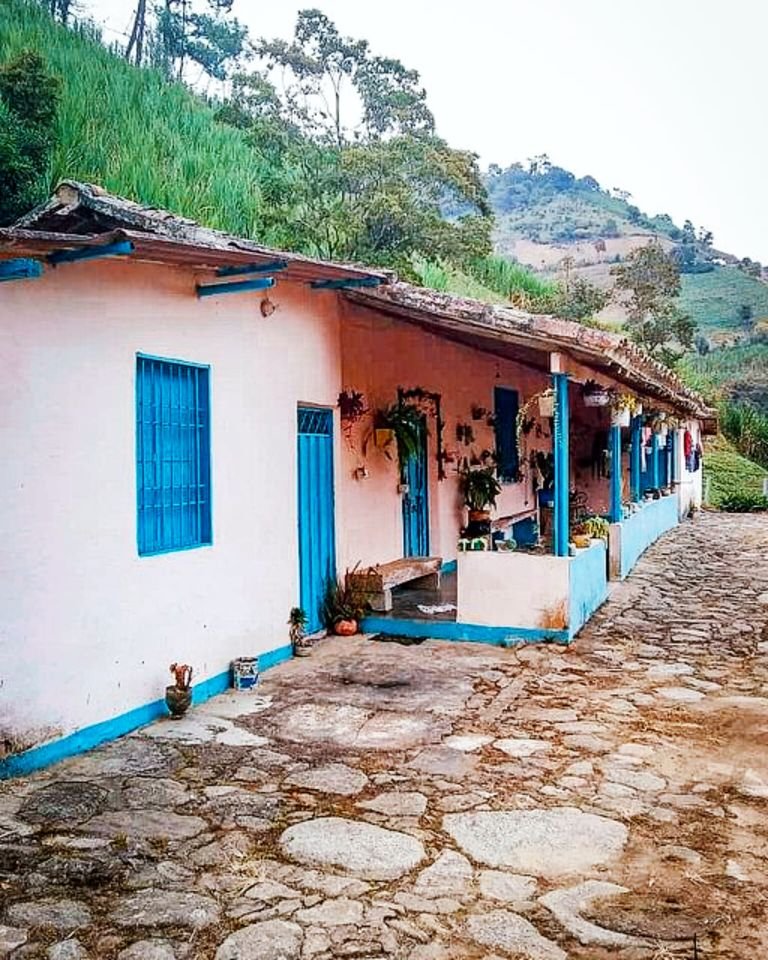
[346,282,715,421]
[2,183,713,422]
[0,181,392,284]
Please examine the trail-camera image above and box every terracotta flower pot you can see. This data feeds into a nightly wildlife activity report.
[468,509,490,523]
[165,685,192,719]
[334,619,358,637]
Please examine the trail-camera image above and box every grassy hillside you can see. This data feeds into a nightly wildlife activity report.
[0,0,269,237]
[679,267,768,337]
[704,436,767,508]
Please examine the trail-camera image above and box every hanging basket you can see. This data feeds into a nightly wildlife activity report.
[583,391,611,408]
[538,393,555,418]
[611,408,631,428]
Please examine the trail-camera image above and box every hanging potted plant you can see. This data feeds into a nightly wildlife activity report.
[538,389,555,418]
[288,607,311,657]
[611,394,639,428]
[371,401,423,479]
[166,663,193,719]
[582,379,612,407]
[460,466,502,523]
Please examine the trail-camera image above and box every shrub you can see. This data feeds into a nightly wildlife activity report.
[718,492,768,513]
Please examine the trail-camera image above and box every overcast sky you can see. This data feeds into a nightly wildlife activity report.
[91,0,768,261]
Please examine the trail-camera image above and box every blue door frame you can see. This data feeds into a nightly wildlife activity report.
[297,406,336,633]
[402,418,429,557]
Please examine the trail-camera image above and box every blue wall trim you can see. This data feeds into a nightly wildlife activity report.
[619,493,679,579]
[569,541,609,638]
[441,559,457,575]
[552,373,570,557]
[362,615,568,646]
[0,643,294,781]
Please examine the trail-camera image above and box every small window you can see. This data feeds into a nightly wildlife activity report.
[495,386,519,483]
[136,355,211,556]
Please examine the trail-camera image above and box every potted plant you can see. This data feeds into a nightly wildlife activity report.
[611,394,639,428]
[288,607,311,657]
[373,401,424,478]
[166,663,193,719]
[460,466,502,522]
[583,516,610,541]
[537,389,555,418]
[322,575,366,636]
[582,379,612,407]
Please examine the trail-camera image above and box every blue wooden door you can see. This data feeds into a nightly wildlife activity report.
[297,407,336,633]
[402,418,429,557]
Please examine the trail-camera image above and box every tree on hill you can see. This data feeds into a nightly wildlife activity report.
[216,9,491,274]
[611,241,696,365]
[0,49,60,225]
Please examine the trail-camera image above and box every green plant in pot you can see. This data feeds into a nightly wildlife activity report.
[288,607,310,656]
[376,401,424,479]
[322,575,366,637]
[166,663,193,719]
[460,466,502,522]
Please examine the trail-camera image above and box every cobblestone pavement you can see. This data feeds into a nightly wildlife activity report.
[2,513,768,959]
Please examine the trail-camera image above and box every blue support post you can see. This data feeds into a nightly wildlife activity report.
[609,424,622,523]
[650,433,660,489]
[552,373,570,557]
[630,415,642,502]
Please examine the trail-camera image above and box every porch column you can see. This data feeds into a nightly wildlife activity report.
[552,372,570,557]
[609,425,622,523]
[630,415,642,501]
[650,433,660,489]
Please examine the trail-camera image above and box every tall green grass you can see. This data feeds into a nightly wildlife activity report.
[412,257,512,304]
[0,0,267,236]
[466,254,557,301]
[718,400,768,468]
[679,342,768,398]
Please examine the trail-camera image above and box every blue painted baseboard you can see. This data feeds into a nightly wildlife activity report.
[0,643,294,780]
[441,559,457,575]
[362,615,568,646]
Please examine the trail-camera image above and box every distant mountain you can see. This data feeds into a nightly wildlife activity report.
[486,159,768,341]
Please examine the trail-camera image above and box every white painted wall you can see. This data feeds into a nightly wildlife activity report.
[0,259,342,751]
[676,422,704,517]
[457,551,570,629]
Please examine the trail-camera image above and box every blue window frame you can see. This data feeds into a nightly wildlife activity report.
[494,386,520,483]
[136,354,211,556]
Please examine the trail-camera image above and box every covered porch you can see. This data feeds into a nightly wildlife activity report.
[336,284,711,645]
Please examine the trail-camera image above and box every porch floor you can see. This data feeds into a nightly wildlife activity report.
[374,568,457,622]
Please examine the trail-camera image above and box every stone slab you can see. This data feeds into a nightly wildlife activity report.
[465,910,566,960]
[444,807,628,878]
[214,920,303,960]
[280,817,425,880]
[110,891,220,929]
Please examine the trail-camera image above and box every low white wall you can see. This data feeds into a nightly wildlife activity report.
[457,551,570,630]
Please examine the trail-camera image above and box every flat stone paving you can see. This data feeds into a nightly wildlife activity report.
[2,512,768,958]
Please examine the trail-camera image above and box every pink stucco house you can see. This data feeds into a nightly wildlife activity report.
[0,183,712,776]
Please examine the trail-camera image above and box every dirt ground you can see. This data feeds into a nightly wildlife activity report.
[1,512,767,959]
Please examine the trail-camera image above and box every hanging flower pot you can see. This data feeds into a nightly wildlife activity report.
[611,408,631,428]
[582,379,612,407]
[538,392,555,417]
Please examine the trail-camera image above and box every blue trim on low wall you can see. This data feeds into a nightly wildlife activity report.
[362,615,568,646]
[0,643,294,780]
[619,494,679,579]
[441,559,457,575]
[569,541,609,639]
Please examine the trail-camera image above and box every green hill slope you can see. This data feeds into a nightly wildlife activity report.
[0,0,269,237]
[679,267,768,337]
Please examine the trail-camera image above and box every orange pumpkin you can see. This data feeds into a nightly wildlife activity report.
[334,619,358,636]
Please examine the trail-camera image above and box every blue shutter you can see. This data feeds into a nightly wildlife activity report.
[136,355,211,555]
[494,387,520,483]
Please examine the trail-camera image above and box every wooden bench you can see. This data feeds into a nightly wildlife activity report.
[349,556,443,612]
